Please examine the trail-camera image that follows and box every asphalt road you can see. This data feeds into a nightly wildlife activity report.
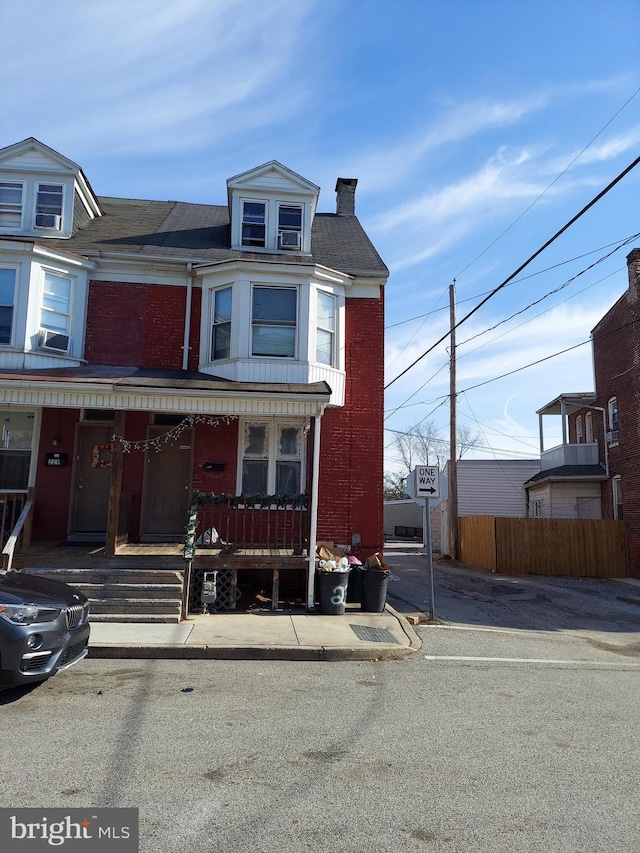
[1,552,639,853]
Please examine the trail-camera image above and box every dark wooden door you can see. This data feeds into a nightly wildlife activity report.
[141,427,192,538]
[70,425,112,537]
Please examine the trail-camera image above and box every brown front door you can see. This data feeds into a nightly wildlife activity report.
[69,425,112,539]
[140,427,193,539]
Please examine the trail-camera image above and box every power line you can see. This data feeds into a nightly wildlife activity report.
[385,233,638,329]
[457,234,639,348]
[384,154,640,390]
[453,85,640,279]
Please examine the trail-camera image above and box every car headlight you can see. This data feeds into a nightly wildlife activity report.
[0,604,60,625]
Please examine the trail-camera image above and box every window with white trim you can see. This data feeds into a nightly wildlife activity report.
[34,183,63,229]
[211,287,232,360]
[607,397,619,444]
[251,285,297,358]
[0,410,34,489]
[40,270,72,351]
[575,415,583,444]
[0,268,16,345]
[0,182,23,229]
[240,421,305,496]
[585,411,593,443]
[278,204,302,250]
[612,476,623,520]
[316,291,336,366]
[241,201,266,247]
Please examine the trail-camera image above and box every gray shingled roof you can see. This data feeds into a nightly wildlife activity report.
[35,197,388,277]
[524,464,607,485]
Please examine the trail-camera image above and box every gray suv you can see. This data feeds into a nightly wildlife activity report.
[0,571,90,688]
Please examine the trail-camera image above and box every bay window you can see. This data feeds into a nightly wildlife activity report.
[40,270,72,351]
[0,268,16,345]
[211,287,232,360]
[251,285,297,357]
[316,291,335,366]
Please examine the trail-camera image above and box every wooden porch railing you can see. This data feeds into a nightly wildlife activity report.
[1,489,34,572]
[183,492,309,561]
[181,492,309,619]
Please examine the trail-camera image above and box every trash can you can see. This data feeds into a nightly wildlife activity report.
[317,570,350,615]
[346,565,363,603]
[360,569,389,612]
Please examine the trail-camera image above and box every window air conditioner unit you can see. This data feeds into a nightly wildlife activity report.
[38,328,70,352]
[35,213,62,230]
[279,230,301,250]
[606,430,619,444]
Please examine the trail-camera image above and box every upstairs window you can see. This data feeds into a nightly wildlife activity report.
[251,285,296,358]
[0,182,23,229]
[0,268,16,345]
[316,291,336,366]
[240,421,304,496]
[35,183,63,230]
[241,201,266,247]
[585,411,593,443]
[612,476,623,520]
[211,287,232,360]
[39,271,71,352]
[575,415,583,444]
[278,204,302,250]
[607,397,619,445]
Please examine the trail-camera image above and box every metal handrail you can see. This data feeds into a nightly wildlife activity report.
[1,494,34,573]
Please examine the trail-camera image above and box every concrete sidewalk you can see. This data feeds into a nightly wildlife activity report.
[87,604,421,661]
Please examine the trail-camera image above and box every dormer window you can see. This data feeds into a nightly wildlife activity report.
[0,182,23,228]
[278,205,302,250]
[242,201,266,247]
[34,183,63,230]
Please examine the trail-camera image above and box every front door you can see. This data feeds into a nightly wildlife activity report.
[69,425,112,540]
[140,427,193,540]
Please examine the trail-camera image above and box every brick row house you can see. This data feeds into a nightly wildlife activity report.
[524,249,640,577]
[0,138,388,614]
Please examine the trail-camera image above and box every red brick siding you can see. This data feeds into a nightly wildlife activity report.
[316,293,385,556]
[192,420,239,495]
[85,281,189,368]
[590,249,640,576]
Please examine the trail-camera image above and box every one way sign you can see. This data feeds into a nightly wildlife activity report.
[413,465,440,499]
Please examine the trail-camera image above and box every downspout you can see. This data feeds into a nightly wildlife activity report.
[306,401,326,610]
[182,262,194,371]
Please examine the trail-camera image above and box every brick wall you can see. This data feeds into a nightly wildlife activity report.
[316,294,385,557]
[591,248,640,576]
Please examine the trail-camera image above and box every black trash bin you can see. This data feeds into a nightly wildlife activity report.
[346,565,363,603]
[317,570,350,615]
[361,569,389,612]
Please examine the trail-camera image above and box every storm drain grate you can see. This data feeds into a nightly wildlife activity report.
[350,624,401,644]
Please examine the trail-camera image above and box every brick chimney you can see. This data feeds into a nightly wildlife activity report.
[335,178,358,215]
[627,247,640,304]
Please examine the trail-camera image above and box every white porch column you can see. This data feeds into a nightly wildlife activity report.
[306,402,325,610]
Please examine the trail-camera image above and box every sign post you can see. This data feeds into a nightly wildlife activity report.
[410,466,440,620]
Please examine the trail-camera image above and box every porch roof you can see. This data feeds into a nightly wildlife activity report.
[524,464,607,487]
[0,365,332,416]
[536,392,596,416]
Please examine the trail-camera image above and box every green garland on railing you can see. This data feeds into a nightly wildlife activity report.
[183,492,309,561]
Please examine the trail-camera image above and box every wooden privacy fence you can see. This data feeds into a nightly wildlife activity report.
[460,516,627,578]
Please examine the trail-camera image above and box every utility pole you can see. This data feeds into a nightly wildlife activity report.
[449,280,459,560]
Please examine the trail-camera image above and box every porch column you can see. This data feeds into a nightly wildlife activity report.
[306,403,325,610]
[105,410,125,556]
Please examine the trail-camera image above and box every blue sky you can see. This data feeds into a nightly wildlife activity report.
[2,0,639,472]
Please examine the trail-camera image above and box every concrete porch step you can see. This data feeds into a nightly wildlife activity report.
[88,598,182,615]
[70,583,183,599]
[24,568,184,586]
[89,613,182,624]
